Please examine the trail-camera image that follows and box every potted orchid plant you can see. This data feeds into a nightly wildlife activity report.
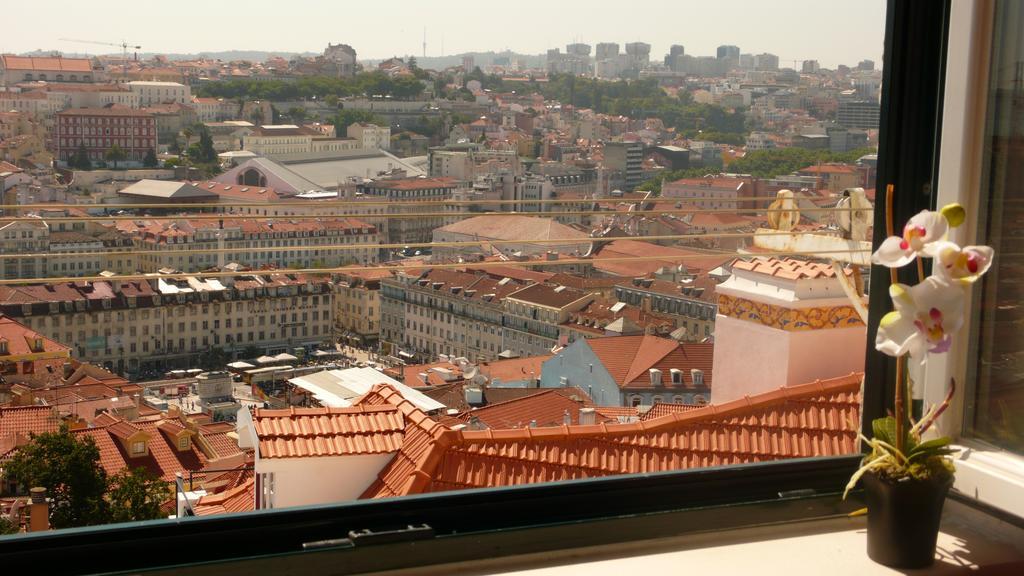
[843,186,995,568]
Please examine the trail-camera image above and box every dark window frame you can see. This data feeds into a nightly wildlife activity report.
[0,1,951,573]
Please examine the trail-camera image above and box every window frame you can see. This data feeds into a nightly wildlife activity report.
[0,1,956,572]
[926,0,1024,519]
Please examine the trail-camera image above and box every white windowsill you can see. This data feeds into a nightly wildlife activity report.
[953,443,1024,519]
[369,499,1024,576]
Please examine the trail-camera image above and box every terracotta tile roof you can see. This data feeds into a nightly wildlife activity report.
[57,105,154,118]
[76,416,208,482]
[0,405,60,438]
[594,406,641,421]
[546,273,627,290]
[1,55,92,72]
[731,257,852,280]
[505,283,590,308]
[641,402,704,421]
[592,240,731,277]
[583,335,713,389]
[0,315,71,356]
[356,385,455,499]
[565,297,676,335]
[456,388,604,429]
[191,180,280,202]
[463,265,555,284]
[253,405,405,458]
[360,373,862,497]
[617,275,719,303]
[202,432,242,459]
[194,478,255,516]
[478,355,551,384]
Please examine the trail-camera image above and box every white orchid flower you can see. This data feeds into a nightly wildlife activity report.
[930,241,995,283]
[872,209,948,268]
[876,276,965,363]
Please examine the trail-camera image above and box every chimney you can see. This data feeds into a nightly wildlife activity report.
[29,487,48,532]
[464,387,483,406]
[132,393,141,408]
[546,251,558,261]
[563,409,571,426]
[649,368,662,387]
[578,407,596,425]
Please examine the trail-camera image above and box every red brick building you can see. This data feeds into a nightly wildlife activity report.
[55,104,156,167]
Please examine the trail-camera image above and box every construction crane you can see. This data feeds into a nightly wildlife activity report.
[59,38,142,79]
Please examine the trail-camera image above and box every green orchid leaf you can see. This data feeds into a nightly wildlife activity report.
[872,417,897,446]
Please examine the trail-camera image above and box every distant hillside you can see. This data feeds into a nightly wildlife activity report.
[18,48,545,70]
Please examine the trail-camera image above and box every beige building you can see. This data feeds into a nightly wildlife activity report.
[501,283,596,358]
[0,272,335,376]
[380,269,529,362]
[333,268,391,346]
[431,214,592,261]
[242,125,361,158]
[128,81,192,106]
[117,216,380,273]
[346,122,391,150]
[0,55,101,86]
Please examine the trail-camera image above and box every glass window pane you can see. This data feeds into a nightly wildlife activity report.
[967,0,1024,454]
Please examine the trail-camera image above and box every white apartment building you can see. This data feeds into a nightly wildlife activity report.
[242,125,362,158]
[119,216,380,273]
[128,81,192,107]
[0,272,335,376]
[346,122,391,150]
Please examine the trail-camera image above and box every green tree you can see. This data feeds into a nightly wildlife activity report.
[241,345,261,360]
[142,148,159,168]
[105,144,127,169]
[4,426,109,528]
[0,515,18,535]
[107,467,169,524]
[71,142,92,170]
[330,108,385,131]
[287,106,308,123]
[198,346,230,371]
[196,128,218,164]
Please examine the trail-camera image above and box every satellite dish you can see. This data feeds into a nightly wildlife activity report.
[463,366,479,381]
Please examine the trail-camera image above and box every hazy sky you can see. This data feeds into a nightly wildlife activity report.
[3,0,886,69]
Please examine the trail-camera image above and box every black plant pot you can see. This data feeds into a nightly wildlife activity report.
[862,472,953,568]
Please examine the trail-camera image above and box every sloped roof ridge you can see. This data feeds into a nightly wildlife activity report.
[623,335,679,384]
[457,372,863,443]
[455,388,559,418]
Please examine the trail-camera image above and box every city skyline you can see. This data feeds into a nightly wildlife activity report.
[2,0,885,69]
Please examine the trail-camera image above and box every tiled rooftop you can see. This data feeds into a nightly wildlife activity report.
[253,405,405,458]
[732,257,853,280]
[360,373,863,498]
[583,335,713,389]
[455,388,606,429]
[641,402,705,421]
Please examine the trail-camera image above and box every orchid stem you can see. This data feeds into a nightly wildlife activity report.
[916,255,926,284]
[885,184,906,453]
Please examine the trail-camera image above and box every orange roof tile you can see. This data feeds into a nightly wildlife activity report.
[1,55,92,72]
[360,373,863,497]
[0,405,60,438]
[76,416,208,482]
[456,388,605,429]
[194,478,255,516]
[641,402,704,421]
[732,257,852,280]
[253,405,405,458]
[583,335,713,389]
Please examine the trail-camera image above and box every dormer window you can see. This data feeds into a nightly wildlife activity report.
[178,436,190,450]
[132,441,146,455]
[0,339,8,355]
[32,337,44,352]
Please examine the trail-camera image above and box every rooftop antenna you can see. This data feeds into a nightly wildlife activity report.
[423,27,427,59]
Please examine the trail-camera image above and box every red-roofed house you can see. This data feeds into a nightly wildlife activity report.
[358,372,862,499]
[538,334,713,407]
[1,55,99,86]
[235,404,406,509]
[0,315,71,388]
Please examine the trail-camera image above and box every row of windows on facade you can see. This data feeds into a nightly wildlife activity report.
[78,323,330,357]
[18,294,326,317]
[22,73,92,81]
